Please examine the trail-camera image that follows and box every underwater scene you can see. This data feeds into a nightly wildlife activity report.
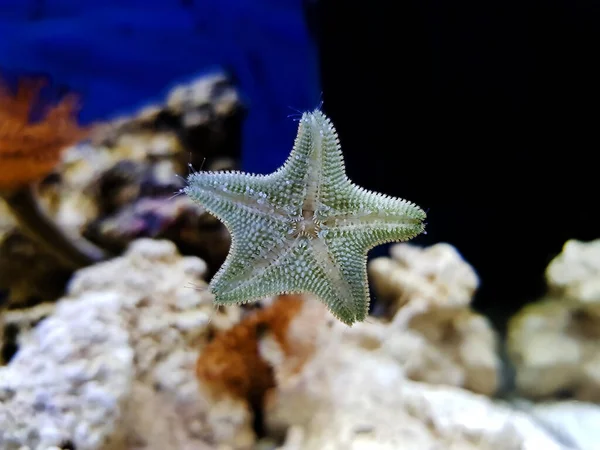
[1,1,599,449]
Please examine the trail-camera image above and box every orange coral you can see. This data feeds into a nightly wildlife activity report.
[0,75,107,269]
[196,294,305,408]
[0,76,88,191]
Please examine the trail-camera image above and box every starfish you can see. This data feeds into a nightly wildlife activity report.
[184,109,426,325]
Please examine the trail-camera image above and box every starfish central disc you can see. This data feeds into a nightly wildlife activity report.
[292,213,322,239]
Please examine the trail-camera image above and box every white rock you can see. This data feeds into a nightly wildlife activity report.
[0,293,134,450]
[546,238,600,301]
[1,238,248,450]
[369,243,499,396]
[531,401,600,450]
[268,321,564,450]
[509,239,600,401]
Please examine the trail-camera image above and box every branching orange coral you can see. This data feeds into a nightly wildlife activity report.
[0,77,88,191]
[196,294,305,410]
[0,75,107,269]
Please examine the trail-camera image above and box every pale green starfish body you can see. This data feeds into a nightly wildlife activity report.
[184,109,426,325]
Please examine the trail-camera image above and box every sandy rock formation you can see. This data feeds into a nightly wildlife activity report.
[1,239,250,450]
[0,292,134,449]
[368,242,499,396]
[508,238,600,401]
[264,319,566,450]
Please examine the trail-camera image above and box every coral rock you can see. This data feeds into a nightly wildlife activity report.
[508,297,600,401]
[0,292,134,450]
[265,320,564,450]
[509,238,600,401]
[369,242,479,315]
[368,243,499,396]
[2,238,249,449]
[546,238,600,303]
[530,400,600,449]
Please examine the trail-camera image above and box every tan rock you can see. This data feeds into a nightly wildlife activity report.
[546,239,600,302]
[508,298,600,401]
[1,238,251,450]
[509,238,600,401]
[0,291,134,450]
[369,242,478,313]
[265,320,564,450]
[368,243,499,396]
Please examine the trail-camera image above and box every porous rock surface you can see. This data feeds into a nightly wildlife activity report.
[1,238,251,450]
[264,316,568,450]
[1,239,588,450]
[508,238,600,401]
[368,242,499,396]
[0,292,134,449]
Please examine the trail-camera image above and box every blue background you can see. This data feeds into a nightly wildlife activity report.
[0,0,320,173]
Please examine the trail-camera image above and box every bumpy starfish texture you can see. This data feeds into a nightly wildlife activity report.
[184,110,426,325]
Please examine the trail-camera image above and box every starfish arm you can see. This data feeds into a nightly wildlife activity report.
[322,183,426,242]
[208,239,310,304]
[184,170,295,286]
[316,214,423,325]
[212,236,374,325]
[210,239,356,321]
[185,170,309,217]
[309,235,371,324]
[276,110,349,215]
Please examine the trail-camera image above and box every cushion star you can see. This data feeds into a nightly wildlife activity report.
[183,109,426,325]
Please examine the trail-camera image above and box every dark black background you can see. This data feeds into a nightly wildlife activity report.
[313,0,600,332]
